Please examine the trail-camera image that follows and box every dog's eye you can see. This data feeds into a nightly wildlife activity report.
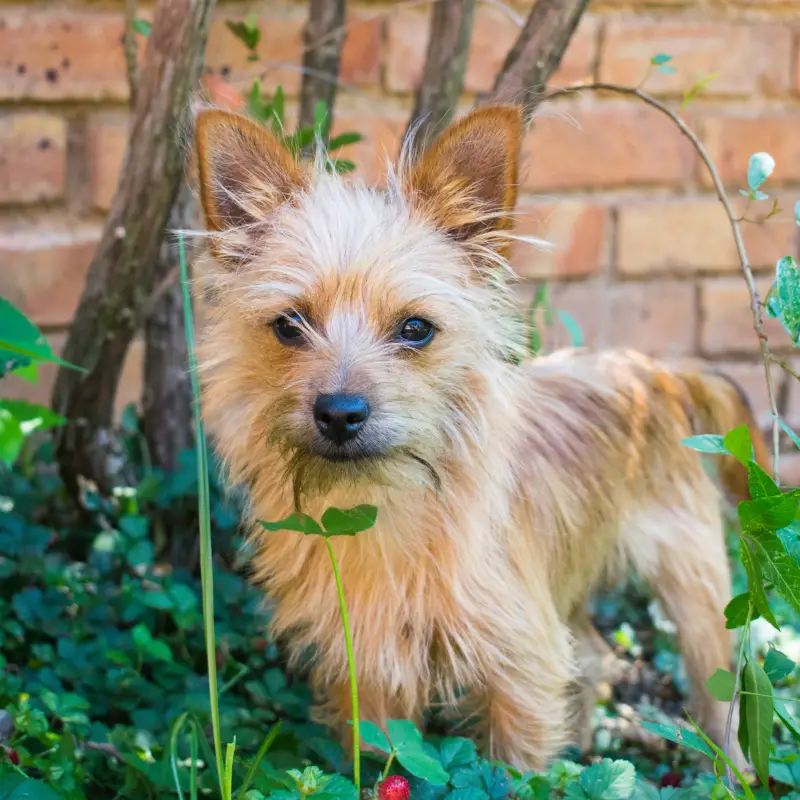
[274,313,305,345]
[398,317,434,346]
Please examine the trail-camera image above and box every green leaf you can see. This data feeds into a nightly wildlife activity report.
[439,737,477,770]
[770,257,800,344]
[739,493,800,533]
[321,505,378,535]
[650,53,673,66]
[127,538,154,568]
[131,18,151,36]
[328,132,363,151]
[764,648,795,684]
[706,668,736,702]
[740,539,780,630]
[358,720,391,754]
[0,409,24,466]
[738,687,749,760]
[0,774,64,799]
[640,722,714,759]
[446,789,489,800]
[773,415,800,452]
[226,17,260,52]
[313,100,329,138]
[395,747,450,786]
[329,158,357,174]
[272,86,286,130]
[386,720,423,751]
[747,152,775,192]
[0,399,65,434]
[748,462,780,499]
[725,592,754,629]
[556,310,584,347]
[132,622,174,662]
[743,658,774,786]
[724,424,753,466]
[747,527,800,614]
[260,513,324,535]
[579,759,636,800]
[682,434,726,454]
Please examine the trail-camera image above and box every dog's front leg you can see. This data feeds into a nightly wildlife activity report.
[477,599,577,771]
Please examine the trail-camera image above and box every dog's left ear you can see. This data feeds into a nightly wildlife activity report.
[404,105,522,245]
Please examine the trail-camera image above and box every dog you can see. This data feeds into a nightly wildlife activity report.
[191,104,764,769]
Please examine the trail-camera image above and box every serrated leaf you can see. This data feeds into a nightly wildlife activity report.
[724,424,753,466]
[358,720,391,754]
[725,592,753,629]
[747,152,775,192]
[748,462,780,499]
[386,719,423,751]
[131,18,151,36]
[260,513,324,535]
[579,759,636,800]
[321,505,378,535]
[739,493,800,533]
[740,538,780,629]
[706,668,736,702]
[440,737,477,770]
[682,434,726,454]
[743,658,773,786]
[764,648,795,683]
[747,527,800,614]
[395,748,450,785]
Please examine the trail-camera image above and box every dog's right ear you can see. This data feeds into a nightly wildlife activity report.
[194,110,305,266]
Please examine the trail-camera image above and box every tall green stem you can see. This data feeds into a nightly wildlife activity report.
[324,537,360,790]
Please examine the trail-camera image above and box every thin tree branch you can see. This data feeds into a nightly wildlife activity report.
[405,0,478,146]
[123,0,140,106]
[481,0,591,122]
[544,81,781,484]
[771,356,800,385]
[298,0,346,135]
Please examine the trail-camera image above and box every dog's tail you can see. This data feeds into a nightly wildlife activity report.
[678,369,771,501]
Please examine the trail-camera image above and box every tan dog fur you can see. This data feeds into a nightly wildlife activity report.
[192,105,764,769]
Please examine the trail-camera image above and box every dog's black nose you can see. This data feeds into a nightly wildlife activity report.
[313,394,370,444]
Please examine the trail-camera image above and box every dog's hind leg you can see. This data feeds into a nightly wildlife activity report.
[621,488,738,759]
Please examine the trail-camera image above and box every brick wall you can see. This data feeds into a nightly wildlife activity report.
[2,0,800,475]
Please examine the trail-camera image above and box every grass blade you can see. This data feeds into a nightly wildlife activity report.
[236,721,282,799]
[179,233,225,788]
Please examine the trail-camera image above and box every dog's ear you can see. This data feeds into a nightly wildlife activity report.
[404,105,522,246]
[194,110,305,265]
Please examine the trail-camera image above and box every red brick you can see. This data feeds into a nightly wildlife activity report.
[330,110,407,185]
[600,21,791,98]
[0,218,100,327]
[511,201,609,280]
[709,360,788,429]
[617,197,797,276]
[700,278,790,356]
[517,280,697,357]
[385,8,597,94]
[205,12,305,96]
[520,101,696,190]
[86,113,129,212]
[3,333,143,417]
[701,112,800,187]
[0,113,67,204]
[0,9,128,101]
[340,15,381,86]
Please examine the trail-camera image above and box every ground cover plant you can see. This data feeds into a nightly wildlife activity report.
[2,18,800,800]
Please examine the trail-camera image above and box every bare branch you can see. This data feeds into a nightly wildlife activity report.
[405,0,477,146]
[482,0,591,121]
[298,0,346,134]
[123,0,141,105]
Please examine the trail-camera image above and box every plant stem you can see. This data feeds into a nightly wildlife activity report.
[324,536,360,790]
[179,234,225,788]
[723,602,753,790]
[381,751,396,780]
[544,81,782,483]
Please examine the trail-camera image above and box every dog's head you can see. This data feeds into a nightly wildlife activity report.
[194,106,526,498]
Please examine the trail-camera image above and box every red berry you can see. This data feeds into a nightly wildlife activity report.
[660,771,681,788]
[378,775,410,800]
[7,749,19,766]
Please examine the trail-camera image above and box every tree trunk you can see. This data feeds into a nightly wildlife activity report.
[482,0,592,121]
[298,0,346,135]
[52,0,215,495]
[404,0,477,147]
[142,183,195,474]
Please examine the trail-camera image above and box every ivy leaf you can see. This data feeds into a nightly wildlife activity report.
[358,720,391,754]
[723,424,752,466]
[724,592,754,629]
[321,506,378,535]
[743,658,774,787]
[764,648,795,684]
[747,527,800,614]
[131,18,151,36]
[579,759,636,800]
[747,152,775,193]
[739,539,780,630]
[682,434,726,454]
[706,668,736,702]
[260,514,324,535]
[748,462,780,499]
